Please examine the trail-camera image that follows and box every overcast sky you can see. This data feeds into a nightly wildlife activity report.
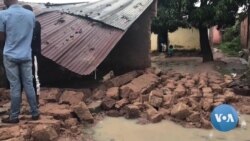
[20,0,99,4]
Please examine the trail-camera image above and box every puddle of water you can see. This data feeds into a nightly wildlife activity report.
[93,115,250,141]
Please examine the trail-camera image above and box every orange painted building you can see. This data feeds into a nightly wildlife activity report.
[241,17,248,49]
[209,26,222,45]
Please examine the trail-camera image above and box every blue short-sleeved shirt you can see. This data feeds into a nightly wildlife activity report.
[0,4,35,61]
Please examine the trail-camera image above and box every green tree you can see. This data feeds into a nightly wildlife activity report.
[151,0,187,52]
[152,0,247,62]
[185,0,246,62]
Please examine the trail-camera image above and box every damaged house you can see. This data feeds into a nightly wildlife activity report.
[0,0,157,86]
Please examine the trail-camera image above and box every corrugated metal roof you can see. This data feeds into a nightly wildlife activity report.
[62,0,153,30]
[38,11,125,75]
[0,0,154,75]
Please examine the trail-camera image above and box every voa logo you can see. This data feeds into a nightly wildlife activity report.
[211,104,239,132]
[214,113,235,123]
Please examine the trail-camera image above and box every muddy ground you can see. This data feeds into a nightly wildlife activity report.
[0,52,250,141]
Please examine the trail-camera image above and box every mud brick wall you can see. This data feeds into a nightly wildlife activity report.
[100,0,157,75]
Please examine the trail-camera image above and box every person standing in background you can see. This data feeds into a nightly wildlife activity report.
[0,0,39,123]
[23,4,41,105]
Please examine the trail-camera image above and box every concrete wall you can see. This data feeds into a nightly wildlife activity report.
[168,27,200,50]
[151,33,158,51]
[150,27,200,51]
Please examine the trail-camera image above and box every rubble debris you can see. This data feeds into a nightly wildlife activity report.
[26,116,62,129]
[128,92,139,102]
[106,87,120,99]
[88,100,102,113]
[187,112,200,122]
[149,90,163,108]
[166,82,176,90]
[59,91,84,106]
[40,88,61,102]
[89,69,246,128]
[32,124,58,141]
[224,75,233,84]
[201,117,212,129]
[101,97,116,110]
[115,99,129,109]
[40,103,73,120]
[150,113,163,123]
[105,71,143,87]
[202,98,213,111]
[64,118,78,127]
[158,108,170,119]
[224,90,238,102]
[0,107,8,115]
[73,102,94,123]
[106,110,121,117]
[239,105,250,114]
[125,105,140,119]
[173,85,186,97]
[121,73,160,94]
[171,102,191,120]
[146,107,162,123]
[0,68,249,141]
[0,126,21,140]
[0,89,10,102]
[120,87,133,98]
[229,70,250,96]
[210,84,222,93]
[93,90,106,100]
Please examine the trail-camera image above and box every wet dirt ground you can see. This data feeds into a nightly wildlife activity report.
[151,53,249,75]
[88,53,250,141]
[91,116,250,141]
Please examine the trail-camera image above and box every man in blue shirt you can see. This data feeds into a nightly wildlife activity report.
[0,0,39,123]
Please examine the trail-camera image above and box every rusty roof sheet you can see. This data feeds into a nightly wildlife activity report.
[62,0,153,30]
[0,0,153,76]
[38,11,125,75]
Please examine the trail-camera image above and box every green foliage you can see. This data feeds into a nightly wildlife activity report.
[152,0,249,61]
[186,0,243,28]
[152,0,248,34]
[222,22,240,41]
[219,37,241,56]
[151,0,187,34]
[219,23,241,56]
